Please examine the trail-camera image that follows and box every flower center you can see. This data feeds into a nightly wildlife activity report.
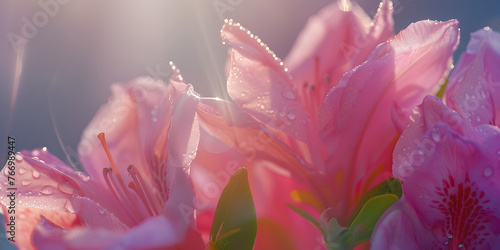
[431,174,494,249]
[97,133,161,224]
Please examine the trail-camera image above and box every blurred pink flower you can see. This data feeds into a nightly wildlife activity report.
[444,27,500,127]
[193,0,459,248]
[0,74,203,249]
[371,96,500,249]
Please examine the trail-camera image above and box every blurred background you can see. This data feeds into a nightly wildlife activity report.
[1,0,500,166]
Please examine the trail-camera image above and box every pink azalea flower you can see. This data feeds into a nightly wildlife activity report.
[444,27,500,127]
[193,0,459,248]
[285,0,394,107]
[0,73,204,249]
[371,95,500,249]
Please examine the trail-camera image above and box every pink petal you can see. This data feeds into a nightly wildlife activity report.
[77,75,198,208]
[35,214,203,249]
[371,199,433,249]
[393,96,468,179]
[196,98,314,182]
[285,0,394,107]
[3,207,80,250]
[0,150,135,228]
[392,97,500,247]
[318,20,459,217]
[222,20,311,142]
[444,27,500,126]
[34,219,123,249]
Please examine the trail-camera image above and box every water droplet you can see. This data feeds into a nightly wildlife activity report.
[477,116,482,122]
[287,113,296,120]
[19,168,26,175]
[21,180,31,186]
[458,244,464,248]
[98,206,106,215]
[260,104,265,110]
[41,186,54,195]
[18,212,26,220]
[240,92,246,97]
[431,130,442,142]
[282,91,295,100]
[479,87,488,99]
[77,172,90,182]
[64,200,75,213]
[32,170,40,179]
[465,93,470,99]
[447,234,453,239]
[484,166,493,177]
[15,155,23,162]
[57,182,74,195]
[279,111,286,117]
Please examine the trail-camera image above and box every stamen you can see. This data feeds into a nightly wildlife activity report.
[128,165,160,216]
[128,182,154,217]
[103,168,140,224]
[97,133,145,221]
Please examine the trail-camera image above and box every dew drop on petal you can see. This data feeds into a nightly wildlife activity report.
[484,166,493,177]
[77,172,90,182]
[41,186,54,195]
[15,155,23,162]
[21,180,31,186]
[32,169,41,179]
[287,113,296,120]
[19,168,27,175]
[431,130,442,142]
[98,206,106,215]
[18,212,26,220]
[58,182,74,195]
[64,200,75,213]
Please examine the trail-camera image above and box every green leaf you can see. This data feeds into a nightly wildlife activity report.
[347,194,399,246]
[320,214,350,250]
[286,203,323,232]
[347,178,402,226]
[209,168,257,250]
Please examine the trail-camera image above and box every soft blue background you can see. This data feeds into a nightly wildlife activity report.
[1,0,499,165]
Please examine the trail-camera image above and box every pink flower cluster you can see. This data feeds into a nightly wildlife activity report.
[2,0,500,249]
